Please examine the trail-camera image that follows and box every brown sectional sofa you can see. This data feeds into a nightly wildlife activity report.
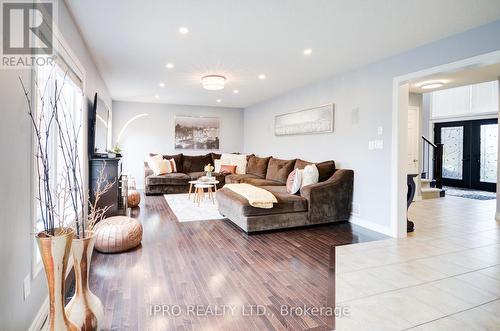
[218,156,353,232]
[144,153,354,233]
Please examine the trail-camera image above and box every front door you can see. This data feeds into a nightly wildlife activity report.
[434,119,498,192]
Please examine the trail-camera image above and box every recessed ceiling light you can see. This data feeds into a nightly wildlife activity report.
[233,89,239,94]
[154,95,159,99]
[258,74,266,80]
[166,63,174,69]
[420,81,445,90]
[178,27,189,35]
[303,48,312,55]
[216,99,221,103]
[202,75,226,90]
[159,82,165,87]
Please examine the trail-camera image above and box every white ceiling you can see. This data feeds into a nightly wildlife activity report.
[409,62,500,93]
[66,0,500,108]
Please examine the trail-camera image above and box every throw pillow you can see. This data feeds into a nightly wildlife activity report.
[214,159,222,172]
[167,158,177,173]
[301,164,319,188]
[286,169,303,194]
[220,164,237,175]
[232,154,247,174]
[219,153,248,174]
[147,154,169,175]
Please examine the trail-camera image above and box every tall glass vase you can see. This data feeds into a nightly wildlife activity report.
[36,228,79,331]
[66,231,104,331]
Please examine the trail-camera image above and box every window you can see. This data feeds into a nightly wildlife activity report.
[430,80,499,118]
[31,32,85,275]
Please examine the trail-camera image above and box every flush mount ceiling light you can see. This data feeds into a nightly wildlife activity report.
[178,27,189,35]
[258,74,266,80]
[154,95,159,99]
[216,99,222,103]
[420,81,445,90]
[233,89,239,94]
[159,82,165,87]
[166,63,174,69]
[202,75,226,90]
[303,48,312,55]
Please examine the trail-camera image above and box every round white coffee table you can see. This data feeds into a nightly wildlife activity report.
[193,183,216,206]
[188,179,220,204]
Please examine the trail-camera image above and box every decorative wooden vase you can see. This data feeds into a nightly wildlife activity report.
[65,231,104,331]
[36,228,79,331]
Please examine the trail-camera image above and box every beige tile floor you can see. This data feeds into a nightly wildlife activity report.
[336,196,500,331]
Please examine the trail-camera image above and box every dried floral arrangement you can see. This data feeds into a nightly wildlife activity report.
[21,68,113,238]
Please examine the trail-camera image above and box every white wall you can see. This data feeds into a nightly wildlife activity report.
[112,101,244,189]
[243,20,500,236]
[0,1,111,330]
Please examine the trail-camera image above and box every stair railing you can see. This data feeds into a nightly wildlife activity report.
[421,136,443,189]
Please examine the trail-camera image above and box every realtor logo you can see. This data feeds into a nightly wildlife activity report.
[1,0,54,67]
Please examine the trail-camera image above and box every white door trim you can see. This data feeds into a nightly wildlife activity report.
[391,49,500,238]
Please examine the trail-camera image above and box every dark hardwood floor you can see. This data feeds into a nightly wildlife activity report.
[90,193,386,331]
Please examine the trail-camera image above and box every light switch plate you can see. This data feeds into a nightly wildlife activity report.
[368,141,375,150]
[375,140,384,149]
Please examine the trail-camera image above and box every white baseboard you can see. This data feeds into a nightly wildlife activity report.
[28,297,48,331]
[350,215,394,237]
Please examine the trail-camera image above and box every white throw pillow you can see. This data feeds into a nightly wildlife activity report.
[232,154,247,174]
[214,159,222,172]
[147,154,169,175]
[287,169,303,194]
[301,164,319,188]
[219,153,247,174]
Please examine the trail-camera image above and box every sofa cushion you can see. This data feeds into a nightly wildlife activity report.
[294,159,313,170]
[225,174,259,184]
[246,156,271,178]
[182,154,212,173]
[217,186,308,217]
[265,157,296,184]
[146,173,190,186]
[210,152,221,164]
[316,160,336,182]
[241,178,283,186]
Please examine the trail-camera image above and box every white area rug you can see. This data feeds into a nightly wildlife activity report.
[163,193,225,222]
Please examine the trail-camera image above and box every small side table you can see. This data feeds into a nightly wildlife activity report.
[194,183,215,207]
[188,179,219,200]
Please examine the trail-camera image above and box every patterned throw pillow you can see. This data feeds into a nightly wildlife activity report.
[167,158,177,173]
[286,169,303,194]
[301,164,319,188]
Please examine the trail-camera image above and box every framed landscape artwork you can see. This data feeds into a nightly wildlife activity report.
[174,116,220,150]
[275,104,334,136]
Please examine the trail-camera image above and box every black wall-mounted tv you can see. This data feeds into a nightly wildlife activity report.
[88,92,98,157]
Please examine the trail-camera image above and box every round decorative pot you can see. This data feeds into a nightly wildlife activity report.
[127,190,141,208]
[36,228,79,331]
[65,231,104,331]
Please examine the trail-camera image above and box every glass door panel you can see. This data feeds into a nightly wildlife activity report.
[479,123,498,184]
[441,126,464,180]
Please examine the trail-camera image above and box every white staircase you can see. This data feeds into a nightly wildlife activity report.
[420,178,445,200]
